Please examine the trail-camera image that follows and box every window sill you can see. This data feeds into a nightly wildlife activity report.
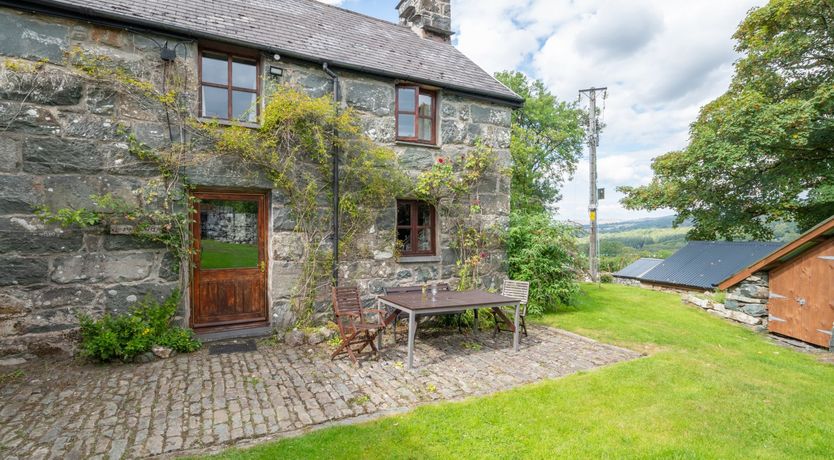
[197,117,261,129]
[395,140,441,149]
[398,255,442,264]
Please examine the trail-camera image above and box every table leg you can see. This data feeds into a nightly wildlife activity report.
[473,309,479,335]
[376,299,383,350]
[407,311,416,369]
[513,302,520,352]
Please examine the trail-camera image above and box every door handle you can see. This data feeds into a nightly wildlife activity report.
[259,260,266,273]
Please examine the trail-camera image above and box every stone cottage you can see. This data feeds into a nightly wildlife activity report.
[0,0,521,354]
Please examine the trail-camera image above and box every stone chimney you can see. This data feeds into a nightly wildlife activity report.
[397,0,452,43]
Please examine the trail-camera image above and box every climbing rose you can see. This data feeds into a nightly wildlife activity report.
[437,157,445,164]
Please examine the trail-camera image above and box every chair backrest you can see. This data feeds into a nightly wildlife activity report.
[502,279,530,304]
[384,283,450,295]
[332,286,363,318]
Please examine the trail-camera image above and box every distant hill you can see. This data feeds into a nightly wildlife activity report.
[581,215,692,233]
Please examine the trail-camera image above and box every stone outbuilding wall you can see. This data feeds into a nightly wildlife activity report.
[0,7,512,354]
[724,272,769,324]
[681,272,770,328]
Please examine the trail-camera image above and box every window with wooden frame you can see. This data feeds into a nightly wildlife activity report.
[396,200,436,256]
[396,85,437,144]
[199,48,260,123]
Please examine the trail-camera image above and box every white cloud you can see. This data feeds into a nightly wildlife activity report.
[317,0,344,5]
[453,0,765,222]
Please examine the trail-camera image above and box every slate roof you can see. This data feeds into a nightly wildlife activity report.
[613,258,663,280]
[33,0,522,103]
[637,241,784,290]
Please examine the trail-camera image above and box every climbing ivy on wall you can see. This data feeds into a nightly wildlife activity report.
[26,47,504,323]
[415,142,504,290]
[212,86,411,321]
[29,47,199,278]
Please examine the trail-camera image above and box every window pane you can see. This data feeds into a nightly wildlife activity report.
[418,118,433,142]
[232,91,257,122]
[202,85,228,118]
[202,53,228,85]
[232,59,257,89]
[397,228,412,253]
[417,203,432,226]
[417,228,431,251]
[418,94,433,117]
[397,202,411,226]
[397,87,415,112]
[398,114,415,138]
[199,199,259,269]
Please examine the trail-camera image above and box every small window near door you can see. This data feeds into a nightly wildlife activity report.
[396,85,436,144]
[396,200,436,256]
[200,49,259,123]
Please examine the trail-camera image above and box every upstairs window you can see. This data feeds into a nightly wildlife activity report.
[396,200,436,256]
[396,85,436,144]
[200,49,259,123]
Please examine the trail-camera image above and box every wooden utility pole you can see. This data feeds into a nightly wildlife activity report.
[579,86,606,282]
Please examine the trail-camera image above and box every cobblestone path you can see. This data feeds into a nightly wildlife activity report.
[0,325,639,459]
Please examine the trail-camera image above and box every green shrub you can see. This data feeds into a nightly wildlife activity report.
[507,211,581,315]
[599,272,614,283]
[77,290,200,362]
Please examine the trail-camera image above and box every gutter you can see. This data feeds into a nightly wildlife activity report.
[9,0,523,107]
[322,63,341,286]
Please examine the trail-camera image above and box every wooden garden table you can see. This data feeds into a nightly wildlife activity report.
[377,290,522,369]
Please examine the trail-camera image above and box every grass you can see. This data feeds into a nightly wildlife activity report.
[208,284,834,459]
[200,239,258,269]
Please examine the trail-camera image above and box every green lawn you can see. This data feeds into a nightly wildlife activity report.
[200,239,258,269]
[210,284,834,459]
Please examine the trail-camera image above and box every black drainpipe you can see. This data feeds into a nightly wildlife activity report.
[323,63,340,286]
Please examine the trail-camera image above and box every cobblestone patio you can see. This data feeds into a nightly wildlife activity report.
[0,325,639,459]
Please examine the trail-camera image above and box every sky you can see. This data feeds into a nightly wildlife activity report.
[320,0,765,223]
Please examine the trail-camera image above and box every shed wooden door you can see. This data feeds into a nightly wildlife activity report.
[768,239,834,347]
[191,190,268,331]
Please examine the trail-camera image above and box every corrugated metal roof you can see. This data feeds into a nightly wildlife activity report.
[613,258,663,279]
[31,0,522,103]
[718,215,834,289]
[639,241,784,290]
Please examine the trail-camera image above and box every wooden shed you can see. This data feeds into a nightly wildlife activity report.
[720,216,834,348]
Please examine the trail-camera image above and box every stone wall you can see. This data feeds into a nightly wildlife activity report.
[271,58,512,326]
[724,272,769,324]
[681,272,770,328]
[613,277,641,287]
[0,7,513,353]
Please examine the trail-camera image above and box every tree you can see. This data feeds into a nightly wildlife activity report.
[619,0,834,239]
[495,71,586,214]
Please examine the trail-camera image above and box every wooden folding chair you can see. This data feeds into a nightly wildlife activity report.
[493,279,530,337]
[382,283,456,342]
[331,286,386,364]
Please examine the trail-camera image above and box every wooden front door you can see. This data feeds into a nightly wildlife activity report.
[191,190,268,331]
[768,239,834,347]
